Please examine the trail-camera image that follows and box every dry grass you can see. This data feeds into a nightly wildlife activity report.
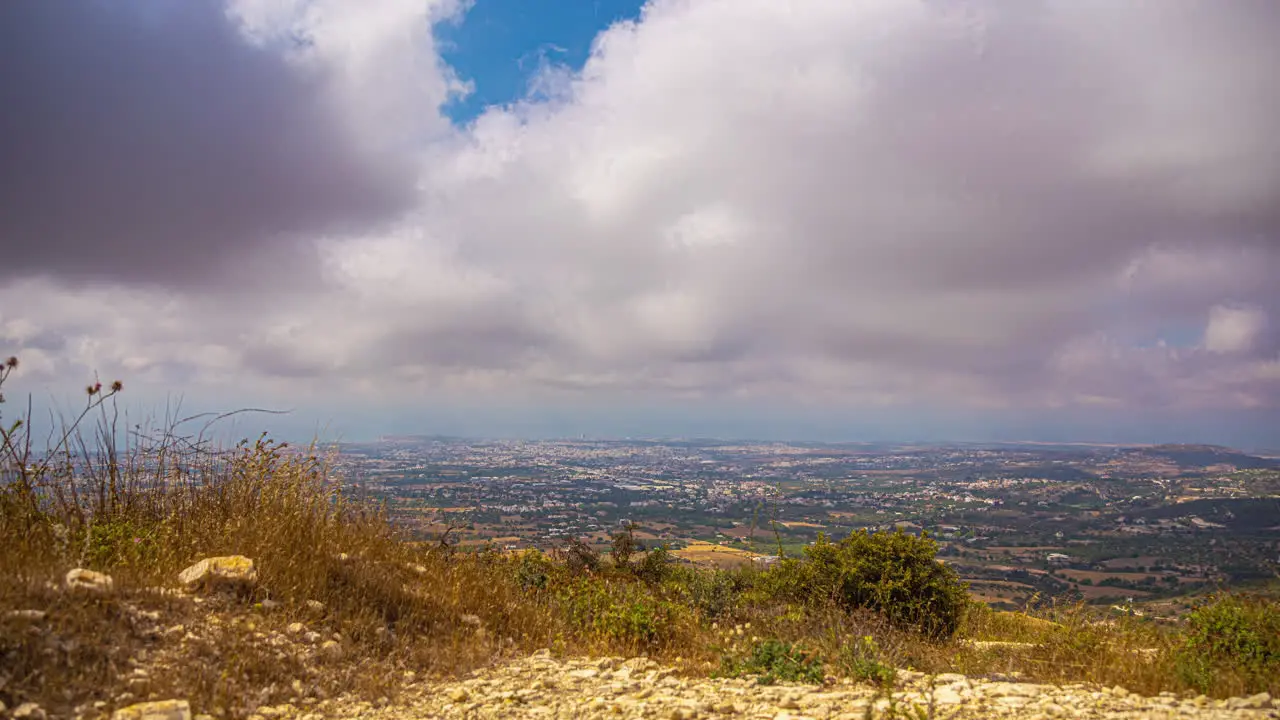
[951,602,1184,694]
[673,541,758,568]
[2,361,1278,717]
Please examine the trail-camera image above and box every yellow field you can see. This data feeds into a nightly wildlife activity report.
[674,541,758,569]
[779,521,825,528]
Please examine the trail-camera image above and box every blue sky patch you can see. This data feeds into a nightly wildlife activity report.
[437,0,647,124]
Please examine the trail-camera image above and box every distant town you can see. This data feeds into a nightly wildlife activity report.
[328,437,1280,615]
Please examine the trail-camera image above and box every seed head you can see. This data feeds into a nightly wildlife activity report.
[4,356,16,369]
[111,380,123,392]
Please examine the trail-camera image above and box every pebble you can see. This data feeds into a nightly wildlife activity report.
[299,652,1280,720]
[13,703,47,720]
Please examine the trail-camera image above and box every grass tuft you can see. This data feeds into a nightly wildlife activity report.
[2,359,1279,717]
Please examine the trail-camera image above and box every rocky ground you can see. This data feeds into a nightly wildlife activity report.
[296,652,1280,720]
[9,559,1278,720]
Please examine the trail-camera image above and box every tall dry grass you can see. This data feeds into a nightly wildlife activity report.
[2,357,1277,717]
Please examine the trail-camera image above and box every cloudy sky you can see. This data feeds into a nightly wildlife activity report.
[1,0,1278,448]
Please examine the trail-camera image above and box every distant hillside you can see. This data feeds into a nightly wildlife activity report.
[1133,497,1280,531]
[1132,444,1280,470]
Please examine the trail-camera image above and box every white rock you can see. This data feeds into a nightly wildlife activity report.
[933,687,964,705]
[13,702,46,720]
[177,556,257,593]
[1244,692,1273,709]
[5,609,46,621]
[319,640,342,660]
[65,568,114,594]
[112,699,192,720]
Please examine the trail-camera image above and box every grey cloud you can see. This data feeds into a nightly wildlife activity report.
[0,0,412,286]
[400,0,1280,403]
[3,0,1279,424]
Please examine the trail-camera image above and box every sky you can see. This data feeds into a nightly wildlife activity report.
[0,0,1278,449]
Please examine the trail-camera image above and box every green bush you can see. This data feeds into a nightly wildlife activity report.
[554,576,688,649]
[720,638,824,685]
[758,530,968,639]
[82,517,160,570]
[633,544,676,585]
[1176,593,1280,694]
[559,537,601,575]
[663,565,740,620]
[838,635,896,687]
[610,524,641,568]
[516,549,556,591]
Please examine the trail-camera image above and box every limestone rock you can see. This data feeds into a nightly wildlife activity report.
[1245,692,1273,709]
[112,700,192,720]
[65,568,114,594]
[4,609,47,622]
[13,702,46,720]
[177,556,257,593]
[933,687,964,705]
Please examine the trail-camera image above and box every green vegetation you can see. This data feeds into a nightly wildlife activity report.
[2,358,1279,717]
[837,635,896,687]
[755,530,968,639]
[1176,594,1280,695]
[717,638,824,685]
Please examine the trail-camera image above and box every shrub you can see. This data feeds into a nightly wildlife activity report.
[77,516,159,570]
[554,577,690,650]
[633,544,676,585]
[1176,593,1280,694]
[720,638,824,685]
[610,523,641,568]
[559,536,602,575]
[838,635,896,687]
[663,565,740,620]
[516,549,556,591]
[759,530,968,639]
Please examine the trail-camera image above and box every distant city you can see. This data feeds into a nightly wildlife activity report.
[327,437,1280,615]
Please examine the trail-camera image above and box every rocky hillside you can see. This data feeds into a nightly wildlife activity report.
[53,651,1280,720]
[5,556,1280,720]
[282,652,1277,720]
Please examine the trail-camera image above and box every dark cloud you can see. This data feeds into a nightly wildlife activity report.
[2,0,1278,439]
[0,0,412,286]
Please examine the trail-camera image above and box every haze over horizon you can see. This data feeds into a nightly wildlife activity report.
[1,1,1277,449]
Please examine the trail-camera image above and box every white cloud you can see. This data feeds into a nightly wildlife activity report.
[3,0,1279,428]
[1205,305,1268,354]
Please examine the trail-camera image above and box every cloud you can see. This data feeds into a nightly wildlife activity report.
[1205,305,1269,354]
[1,0,1278,432]
[0,0,458,286]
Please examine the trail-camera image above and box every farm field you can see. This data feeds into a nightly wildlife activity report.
[673,540,759,569]
[1057,569,1199,584]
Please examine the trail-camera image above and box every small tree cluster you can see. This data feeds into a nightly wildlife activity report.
[759,529,969,639]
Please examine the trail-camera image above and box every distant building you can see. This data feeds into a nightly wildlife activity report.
[1046,553,1072,565]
